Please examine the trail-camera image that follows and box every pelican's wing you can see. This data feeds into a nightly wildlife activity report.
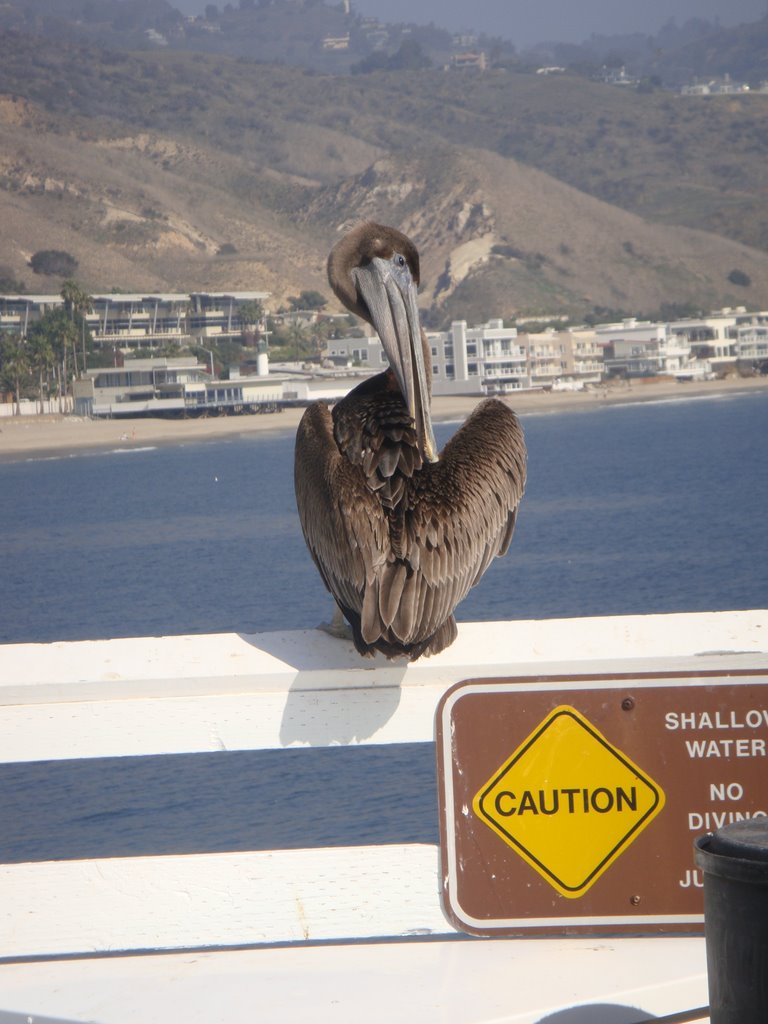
[393,398,527,643]
[294,403,387,620]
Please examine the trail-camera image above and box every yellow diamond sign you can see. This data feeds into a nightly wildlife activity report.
[473,705,665,898]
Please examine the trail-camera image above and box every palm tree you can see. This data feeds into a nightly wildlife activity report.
[26,323,56,413]
[0,332,30,415]
[237,300,264,347]
[285,319,311,363]
[61,279,93,374]
[34,308,79,411]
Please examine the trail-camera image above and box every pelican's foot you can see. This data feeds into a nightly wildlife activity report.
[317,607,353,642]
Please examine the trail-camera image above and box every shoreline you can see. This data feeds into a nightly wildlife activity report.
[1,376,767,460]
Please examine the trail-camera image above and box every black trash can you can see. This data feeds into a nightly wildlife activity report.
[694,819,768,1024]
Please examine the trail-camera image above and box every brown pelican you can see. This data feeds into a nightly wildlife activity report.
[294,222,526,660]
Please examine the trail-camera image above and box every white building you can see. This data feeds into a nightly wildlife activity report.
[87,293,190,350]
[670,308,768,374]
[73,356,283,418]
[430,320,528,395]
[567,328,605,381]
[324,320,604,396]
[0,291,270,354]
[324,336,389,371]
[681,75,750,96]
[0,294,63,336]
[593,307,768,379]
[187,292,270,344]
[595,317,707,379]
[734,322,768,366]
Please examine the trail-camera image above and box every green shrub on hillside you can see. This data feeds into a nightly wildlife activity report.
[728,269,751,287]
[30,250,79,277]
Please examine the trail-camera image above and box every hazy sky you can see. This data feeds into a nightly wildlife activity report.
[175,0,767,47]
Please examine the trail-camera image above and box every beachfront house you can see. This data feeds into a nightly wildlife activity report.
[73,357,284,418]
[324,320,604,395]
[0,291,270,355]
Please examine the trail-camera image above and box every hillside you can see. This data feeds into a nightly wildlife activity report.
[1,32,768,321]
[306,148,768,323]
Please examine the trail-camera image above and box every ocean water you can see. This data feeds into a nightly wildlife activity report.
[1,389,767,645]
[1,389,767,864]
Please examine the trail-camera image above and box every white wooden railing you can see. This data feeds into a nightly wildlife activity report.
[1,611,765,1022]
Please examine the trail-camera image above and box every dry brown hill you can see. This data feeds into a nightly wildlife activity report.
[2,58,768,322]
[0,98,333,300]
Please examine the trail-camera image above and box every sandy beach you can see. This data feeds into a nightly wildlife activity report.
[1,376,766,459]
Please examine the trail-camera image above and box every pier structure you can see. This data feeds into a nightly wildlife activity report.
[1,610,767,1021]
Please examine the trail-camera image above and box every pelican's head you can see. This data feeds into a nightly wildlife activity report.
[328,222,438,463]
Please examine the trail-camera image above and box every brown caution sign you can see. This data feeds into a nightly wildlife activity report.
[436,670,768,936]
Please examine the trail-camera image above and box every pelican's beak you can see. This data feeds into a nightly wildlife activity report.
[352,255,439,463]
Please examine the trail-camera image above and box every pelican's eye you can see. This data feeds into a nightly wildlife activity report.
[390,250,412,289]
